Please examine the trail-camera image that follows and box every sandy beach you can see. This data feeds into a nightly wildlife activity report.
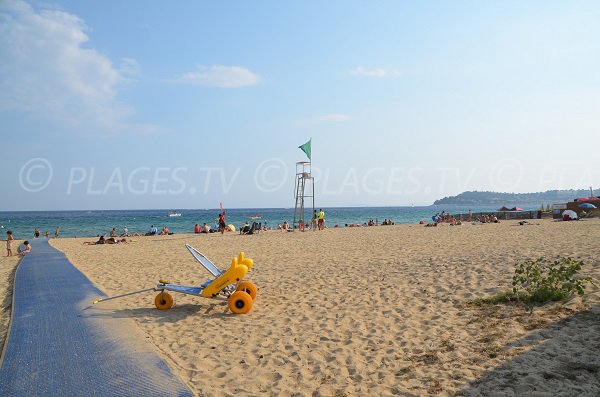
[0,239,24,355]
[2,220,599,396]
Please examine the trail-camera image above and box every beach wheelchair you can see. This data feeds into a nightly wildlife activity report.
[93,244,257,314]
[154,244,257,314]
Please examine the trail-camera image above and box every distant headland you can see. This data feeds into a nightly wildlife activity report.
[433,189,595,206]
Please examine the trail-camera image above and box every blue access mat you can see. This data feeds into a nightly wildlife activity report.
[0,239,192,397]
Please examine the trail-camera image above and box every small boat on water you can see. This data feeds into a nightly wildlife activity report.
[250,214,261,220]
[168,211,182,217]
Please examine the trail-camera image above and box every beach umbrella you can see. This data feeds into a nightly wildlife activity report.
[578,203,597,209]
[575,197,597,202]
[562,210,578,220]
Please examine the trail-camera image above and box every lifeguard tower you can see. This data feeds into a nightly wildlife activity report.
[293,161,315,231]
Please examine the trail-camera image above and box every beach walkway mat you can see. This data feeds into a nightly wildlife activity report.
[0,239,192,396]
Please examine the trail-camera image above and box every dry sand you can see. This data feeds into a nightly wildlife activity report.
[0,240,24,355]
[3,220,599,396]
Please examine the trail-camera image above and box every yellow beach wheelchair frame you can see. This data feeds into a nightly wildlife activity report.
[93,244,257,314]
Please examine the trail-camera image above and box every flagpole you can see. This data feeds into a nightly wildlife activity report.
[310,138,313,220]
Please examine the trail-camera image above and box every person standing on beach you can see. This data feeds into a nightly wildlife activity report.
[311,210,318,231]
[55,226,60,238]
[318,209,325,230]
[6,231,13,256]
[219,212,226,234]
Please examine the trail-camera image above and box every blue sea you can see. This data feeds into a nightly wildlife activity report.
[0,205,536,239]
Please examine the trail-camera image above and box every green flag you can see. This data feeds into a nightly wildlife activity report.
[298,138,311,160]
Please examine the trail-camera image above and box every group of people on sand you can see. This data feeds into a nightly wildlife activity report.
[105,225,176,238]
[276,209,326,232]
[239,221,265,234]
[343,217,394,228]
[84,236,128,245]
[84,226,136,245]
[4,226,64,256]
[430,211,472,225]
[424,211,464,227]
[194,211,234,234]
[5,230,31,257]
[5,230,32,257]
[143,225,173,236]
[431,212,448,223]
[84,223,175,246]
[194,223,213,234]
[110,227,138,237]
[423,212,501,227]
[193,211,245,234]
[424,218,462,227]
[475,214,499,224]
[193,211,231,234]
[194,211,268,235]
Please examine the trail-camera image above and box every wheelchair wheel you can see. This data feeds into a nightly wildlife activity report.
[228,291,253,314]
[154,292,174,310]
[236,281,257,300]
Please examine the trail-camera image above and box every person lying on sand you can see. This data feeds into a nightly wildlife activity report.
[517,221,539,226]
[84,236,128,245]
[84,236,106,245]
[106,237,127,244]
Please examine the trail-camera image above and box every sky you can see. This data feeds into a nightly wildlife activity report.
[1,0,599,210]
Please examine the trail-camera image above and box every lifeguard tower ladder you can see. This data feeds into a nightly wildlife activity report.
[293,161,315,231]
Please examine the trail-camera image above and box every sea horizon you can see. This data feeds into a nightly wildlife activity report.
[0,204,540,239]
[0,202,542,212]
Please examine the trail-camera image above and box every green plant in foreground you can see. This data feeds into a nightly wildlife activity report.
[473,257,593,308]
[512,257,593,304]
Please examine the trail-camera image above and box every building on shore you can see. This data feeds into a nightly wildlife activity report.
[552,197,600,219]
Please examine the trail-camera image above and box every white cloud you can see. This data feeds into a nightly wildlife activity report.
[350,66,401,78]
[0,0,157,134]
[176,65,260,88]
[118,58,141,80]
[301,113,351,126]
